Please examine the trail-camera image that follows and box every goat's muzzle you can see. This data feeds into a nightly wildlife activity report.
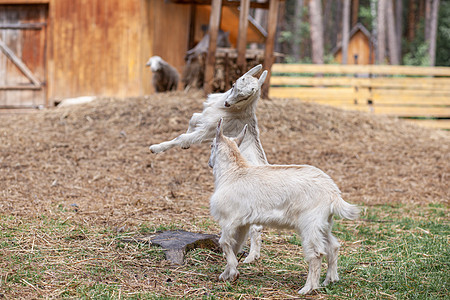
[224,101,230,107]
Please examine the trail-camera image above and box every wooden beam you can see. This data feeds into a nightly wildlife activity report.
[188,4,197,49]
[165,0,272,10]
[0,23,46,30]
[0,86,41,90]
[236,0,251,73]
[0,38,41,87]
[203,0,222,94]
[0,0,49,3]
[262,0,279,99]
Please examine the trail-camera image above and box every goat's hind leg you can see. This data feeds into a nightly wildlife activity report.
[298,225,327,295]
[323,230,340,286]
[243,225,262,263]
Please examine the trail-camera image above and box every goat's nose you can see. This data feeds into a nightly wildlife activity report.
[224,101,230,107]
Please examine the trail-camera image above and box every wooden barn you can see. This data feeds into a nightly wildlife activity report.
[332,23,375,65]
[0,0,280,109]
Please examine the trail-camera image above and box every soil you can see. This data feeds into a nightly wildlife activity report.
[0,91,448,229]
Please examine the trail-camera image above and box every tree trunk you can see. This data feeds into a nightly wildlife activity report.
[386,0,399,64]
[292,0,304,61]
[407,0,416,41]
[342,0,351,64]
[351,0,360,27]
[308,0,324,64]
[377,0,387,64]
[428,0,440,66]
[425,0,432,41]
[395,0,403,63]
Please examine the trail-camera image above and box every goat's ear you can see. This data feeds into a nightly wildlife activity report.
[244,64,262,77]
[216,118,224,141]
[258,70,268,87]
[235,124,247,147]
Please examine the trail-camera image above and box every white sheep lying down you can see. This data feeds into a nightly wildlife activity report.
[150,64,268,263]
[208,119,360,295]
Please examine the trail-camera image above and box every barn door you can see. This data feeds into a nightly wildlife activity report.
[0,4,47,109]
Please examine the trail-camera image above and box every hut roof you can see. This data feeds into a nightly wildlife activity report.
[331,23,373,55]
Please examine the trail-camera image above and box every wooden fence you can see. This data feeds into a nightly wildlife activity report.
[269,64,450,130]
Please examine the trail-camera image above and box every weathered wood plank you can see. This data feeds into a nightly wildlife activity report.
[204,0,222,94]
[272,63,450,76]
[262,0,279,98]
[270,76,450,90]
[236,0,250,72]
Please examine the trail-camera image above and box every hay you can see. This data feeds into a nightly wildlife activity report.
[0,91,448,230]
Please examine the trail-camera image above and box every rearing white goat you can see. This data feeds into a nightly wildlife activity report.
[209,119,359,295]
[149,64,269,263]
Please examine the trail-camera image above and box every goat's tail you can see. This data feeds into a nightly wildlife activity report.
[332,197,360,220]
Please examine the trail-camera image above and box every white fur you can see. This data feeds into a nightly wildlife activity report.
[147,56,163,72]
[149,64,268,263]
[209,120,360,295]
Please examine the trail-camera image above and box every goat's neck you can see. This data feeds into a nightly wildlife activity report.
[213,145,247,185]
[241,120,268,165]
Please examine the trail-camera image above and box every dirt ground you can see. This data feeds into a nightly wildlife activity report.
[0,91,448,297]
[1,91,448,226]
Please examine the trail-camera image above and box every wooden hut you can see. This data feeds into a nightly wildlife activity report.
[0,0,281,109]
[332,23,375,65]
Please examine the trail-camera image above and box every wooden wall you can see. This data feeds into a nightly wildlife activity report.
[0,3,47,108]
[47,0,190,101]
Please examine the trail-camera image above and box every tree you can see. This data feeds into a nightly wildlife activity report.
[292,0,304,61]
[386,0,400,64]
[341,0,351,64]
[308,0,324,64]
[428,0,440,66]
[395,0,403,61]
[377,0,387,64]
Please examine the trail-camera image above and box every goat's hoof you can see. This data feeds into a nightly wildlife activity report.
[298,285,317,295]
[219,269,239,282]
[243,253,260,264]
[322,276,339,286]
[149,145,160,153]
[181,145,190,149]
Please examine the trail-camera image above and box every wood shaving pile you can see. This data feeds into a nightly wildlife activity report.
[1,91,448,229]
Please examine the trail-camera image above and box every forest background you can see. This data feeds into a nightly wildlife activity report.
[255,0,449,67]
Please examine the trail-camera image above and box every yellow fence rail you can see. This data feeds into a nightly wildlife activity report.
[269,63,450,130]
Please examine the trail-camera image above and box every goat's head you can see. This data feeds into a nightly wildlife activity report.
[209,118,247,168]
[224,64,268,109]
[146,56,163,72]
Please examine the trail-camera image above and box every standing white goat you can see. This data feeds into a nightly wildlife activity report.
[208,119,359,295]
[149,64,268,263]
[146,56,179,92]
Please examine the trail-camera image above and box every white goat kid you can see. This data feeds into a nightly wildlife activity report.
[149,64,267,164]
[150,64,268,263]
[209,119,360,295]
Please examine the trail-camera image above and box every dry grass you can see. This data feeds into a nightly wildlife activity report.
[0,91,448,298]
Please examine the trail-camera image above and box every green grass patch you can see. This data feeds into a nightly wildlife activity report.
[0,204,448,298]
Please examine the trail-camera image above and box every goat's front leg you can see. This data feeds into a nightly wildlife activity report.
[219,226,241,281]
[243,224,262,263]
[149,131,205,153]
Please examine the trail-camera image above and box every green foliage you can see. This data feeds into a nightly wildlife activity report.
[403,42,431,66]
[436,2,450,66]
